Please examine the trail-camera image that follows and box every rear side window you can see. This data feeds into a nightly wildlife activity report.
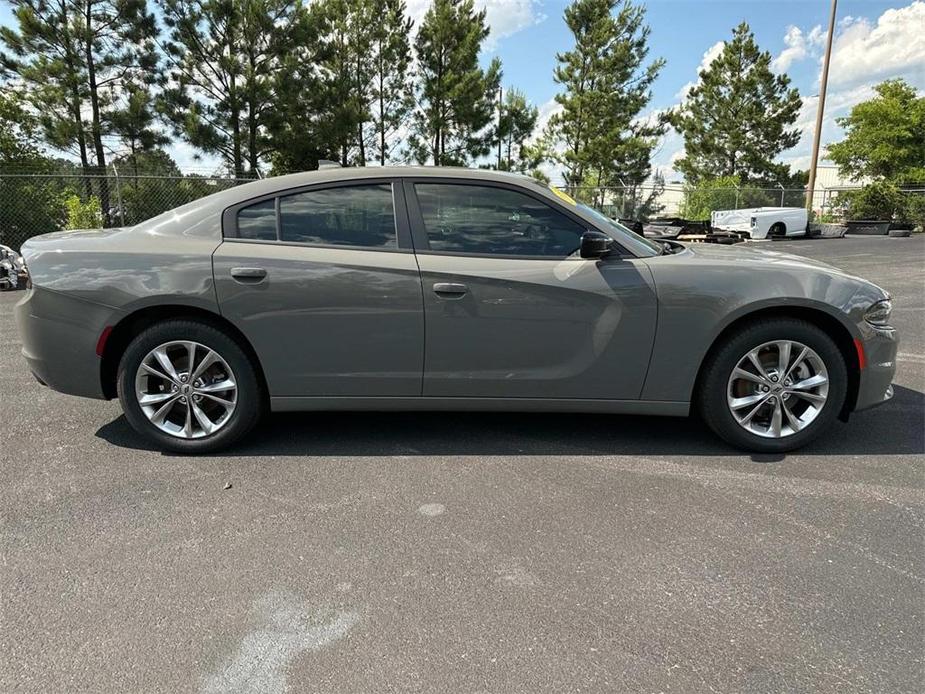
[236,199,277,240]
[279,184,397,248]
[414,183,586,257]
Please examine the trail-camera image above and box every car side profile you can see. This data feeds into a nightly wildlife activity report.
[15,167,897,454]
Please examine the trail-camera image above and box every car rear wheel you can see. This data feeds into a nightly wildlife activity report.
[697,318,847,453]
[117,320,263,453]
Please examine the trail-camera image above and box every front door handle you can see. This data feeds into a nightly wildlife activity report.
[231,267,268,283]
[433,282,468,298]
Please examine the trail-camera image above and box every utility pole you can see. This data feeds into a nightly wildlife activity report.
[806,0,838,211]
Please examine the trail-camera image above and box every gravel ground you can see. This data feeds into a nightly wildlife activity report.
[1,234,923,693]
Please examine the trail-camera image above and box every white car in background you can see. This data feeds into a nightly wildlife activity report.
[711,207,808,240]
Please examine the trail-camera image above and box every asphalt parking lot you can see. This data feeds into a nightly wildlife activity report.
[1,234,923,693]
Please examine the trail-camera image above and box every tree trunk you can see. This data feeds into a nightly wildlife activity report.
[84,3,110,225]
[229,73,243,177]
[69,90,92,200]
[379,56,386,166]
[247,50,259,175]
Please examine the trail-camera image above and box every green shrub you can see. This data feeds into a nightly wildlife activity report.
[843,180,907,221]
[64,194,104,229]
[904,194,925,231]
[679,175,774,220]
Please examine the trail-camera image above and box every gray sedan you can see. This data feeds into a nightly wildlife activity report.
[14,167,897,453]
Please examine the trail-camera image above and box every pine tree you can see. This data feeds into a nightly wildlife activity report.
[546,0,664,190]
[108,83,169,178]
[368,0,414,166]
[669,22,802,184]
[266,2,339,173]
[158,0,298,177]
[1,0,159,221]
[496,88,540,173]
[410,0,502,166]
[315,0,377,166]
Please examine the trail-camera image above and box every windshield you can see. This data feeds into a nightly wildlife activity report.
[575,203,663,256]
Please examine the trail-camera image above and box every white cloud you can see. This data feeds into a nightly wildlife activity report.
[405,0,544,50]
[771,23,827,74]
[675,41,725,100]
[826,0,925,89]
[771,25,808,73]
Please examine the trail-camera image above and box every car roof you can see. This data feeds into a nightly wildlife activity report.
[238,165,541,192]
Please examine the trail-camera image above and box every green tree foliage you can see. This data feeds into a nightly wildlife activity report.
[842,179,909,221]
[495,88,540,173]
[0,90,68,247]
[108,82,169,178]
[158,0,298,176]
[410,0,502,166]
[315,0,378,166]
[546,0,665,189]
[827,79,925,183]
[669,22,801,184]
[112,149,190,225]
[1,0,159,220]
[267,2,338,173]
[679,175,772,220]
[64,193,103,229]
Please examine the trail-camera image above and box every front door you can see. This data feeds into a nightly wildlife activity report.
[213,180,424,397]
[405,180,657,400]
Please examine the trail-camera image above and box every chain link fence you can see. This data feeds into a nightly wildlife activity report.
[562,183,925,227]
[0,169,256,250]
[2,168,923,251]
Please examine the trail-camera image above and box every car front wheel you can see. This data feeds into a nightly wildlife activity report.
[117,320,263,453]
[698,318,848,453]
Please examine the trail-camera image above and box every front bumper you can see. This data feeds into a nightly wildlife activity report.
[854,323,898,411]
[14,287,113,400]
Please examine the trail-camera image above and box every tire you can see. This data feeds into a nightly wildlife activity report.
[117,320,263,454]
[769,222,786,238]
[697,318,847,453]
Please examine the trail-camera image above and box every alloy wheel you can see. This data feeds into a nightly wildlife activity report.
[726,339,829,439]
[134,340,238,439]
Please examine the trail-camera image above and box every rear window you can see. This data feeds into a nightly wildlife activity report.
[236,200,277,240]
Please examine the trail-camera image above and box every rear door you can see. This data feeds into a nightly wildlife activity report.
[404,179,658,400]
[213,179,424,398]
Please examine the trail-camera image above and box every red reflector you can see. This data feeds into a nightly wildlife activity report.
[96,326,113,357]
[854,338,866,370]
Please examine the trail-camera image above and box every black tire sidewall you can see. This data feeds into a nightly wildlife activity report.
[699,319,848,453]
[117,320,262,454]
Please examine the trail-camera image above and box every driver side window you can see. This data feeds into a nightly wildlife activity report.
[414,183,586,257]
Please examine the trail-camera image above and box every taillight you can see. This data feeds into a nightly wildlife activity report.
[96,326,113,357]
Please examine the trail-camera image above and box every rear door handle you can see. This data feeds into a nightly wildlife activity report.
[433,282,468,298]
[231,267,267,283]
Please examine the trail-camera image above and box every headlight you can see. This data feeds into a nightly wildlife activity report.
[864,299,892,326]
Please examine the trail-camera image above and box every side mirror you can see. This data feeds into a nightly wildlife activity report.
[579,231,613,259]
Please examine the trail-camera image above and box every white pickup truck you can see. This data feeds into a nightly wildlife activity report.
[711,207,807,240]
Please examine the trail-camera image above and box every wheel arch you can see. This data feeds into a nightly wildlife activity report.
[693,305,861,420]
[100,304,269,401]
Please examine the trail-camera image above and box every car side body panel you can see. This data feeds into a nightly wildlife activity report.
[639,243,877,403]
[213,241,425,397]
[415,253,658,399]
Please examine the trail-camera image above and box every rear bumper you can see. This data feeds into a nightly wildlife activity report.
[854,324,898,411]
[14,287,113,399]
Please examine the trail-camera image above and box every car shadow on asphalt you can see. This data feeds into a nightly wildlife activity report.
[95,385,925,462]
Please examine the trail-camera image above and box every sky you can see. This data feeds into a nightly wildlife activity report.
[3,0,924,182]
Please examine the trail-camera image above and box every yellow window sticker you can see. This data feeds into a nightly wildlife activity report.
[548,185,577,206]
